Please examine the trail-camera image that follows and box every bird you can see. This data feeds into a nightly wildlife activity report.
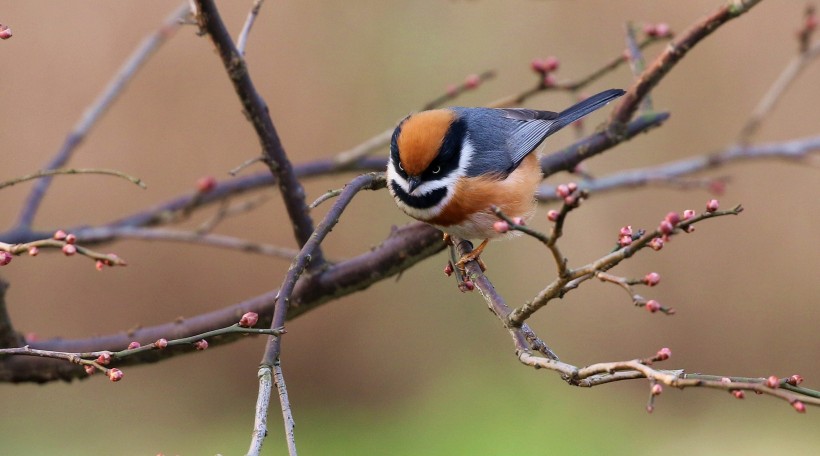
[387,88,625,270]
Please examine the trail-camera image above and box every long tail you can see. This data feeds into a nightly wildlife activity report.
[552,88,625,130]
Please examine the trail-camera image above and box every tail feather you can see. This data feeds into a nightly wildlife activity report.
[553,88,625,130]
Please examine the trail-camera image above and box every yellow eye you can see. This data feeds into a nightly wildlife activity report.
[432,166,441,174]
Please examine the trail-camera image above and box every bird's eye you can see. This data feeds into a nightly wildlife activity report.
[398,162,404,171]
[432,166,441,174]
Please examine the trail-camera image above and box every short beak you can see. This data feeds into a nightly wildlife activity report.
[407,176,422,194]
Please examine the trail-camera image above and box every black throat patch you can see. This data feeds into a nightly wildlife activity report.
[390,181,447,210]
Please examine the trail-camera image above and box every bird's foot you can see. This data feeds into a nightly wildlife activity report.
[455,239,488,272]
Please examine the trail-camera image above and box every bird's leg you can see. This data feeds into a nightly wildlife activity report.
[442,232,454,246]
[456,238,488,272]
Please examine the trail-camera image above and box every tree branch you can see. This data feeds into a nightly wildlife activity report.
[194,0,322,267]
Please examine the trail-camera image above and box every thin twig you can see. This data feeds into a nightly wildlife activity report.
[15,2,190,229]
[237,0,266,56]
[609,0,763,125]
[247,366,272,456]
[78,226,303,260]
[0,168,147,191]
[508,205,744,326]
[274,360,297,456]
[260,173,386,366]
[737,40,820,144]
[254,173,385,451]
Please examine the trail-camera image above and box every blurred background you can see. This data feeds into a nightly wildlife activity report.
[1,1,819,454]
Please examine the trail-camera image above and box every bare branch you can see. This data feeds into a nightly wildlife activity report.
[194,0,322,266]
[237,0,266,56]
[538,134,820,202]
[0,168,147,191]
[610,0,763,124]
[15,3,190,229]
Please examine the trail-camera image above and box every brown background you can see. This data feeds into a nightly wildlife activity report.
[1,1,818,454]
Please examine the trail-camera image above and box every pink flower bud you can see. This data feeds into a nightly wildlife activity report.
[154,338,168,349]
[787,374,804,386]
[619,225,633,237]
[127,341,141,350]
[682,209,695,220]
[512,217,525,226]
[196,176,217,193]
[96,353,111,365]
[543,56,560,72]
[493,221,509,233]
[649,237,664,251]
[656,347,671,361]
[806,14,818,31]
[643,23,658,37]
[708,180,726,195]
[53,230,67,240]
[619,235,632,247]
[461,280,475,292]
[643,272,661,287]
[194,340,209,351]
[646,300,661,313]
[95,260,105,271]
[65,234,77,244]
[665,212,680,226]
[107,368,124,382]
[555,184,571,198]
[706,199,719,212]
[531,58,548,73]
[567,182,578,193]
[239,311,259,328]
[654,23,671,37]
[793,400,806,413]
[658,220,674,235]
[62,244,77,256]
[547,210,560,222]
[0,24,12,40]
[444,262,454,277]
[84,365,96,375]
[28,246,40,256]
[732,390,745,399]
[0,251,12,266]
[543,73,557,88]
[651,384,663,396]
[464,74,481,89]
[765,376,779,388]
[445,84,458,97]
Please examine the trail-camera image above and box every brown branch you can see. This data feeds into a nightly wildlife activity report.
[194,0,322,267]
[539,110,670,179]
[0,279,24,349]
[610,0,763,125]
[0,221,443,383]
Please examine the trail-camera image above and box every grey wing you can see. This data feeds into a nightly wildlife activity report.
[500,109,561,168]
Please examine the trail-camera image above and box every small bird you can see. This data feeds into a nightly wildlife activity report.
[387,88,625,270]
